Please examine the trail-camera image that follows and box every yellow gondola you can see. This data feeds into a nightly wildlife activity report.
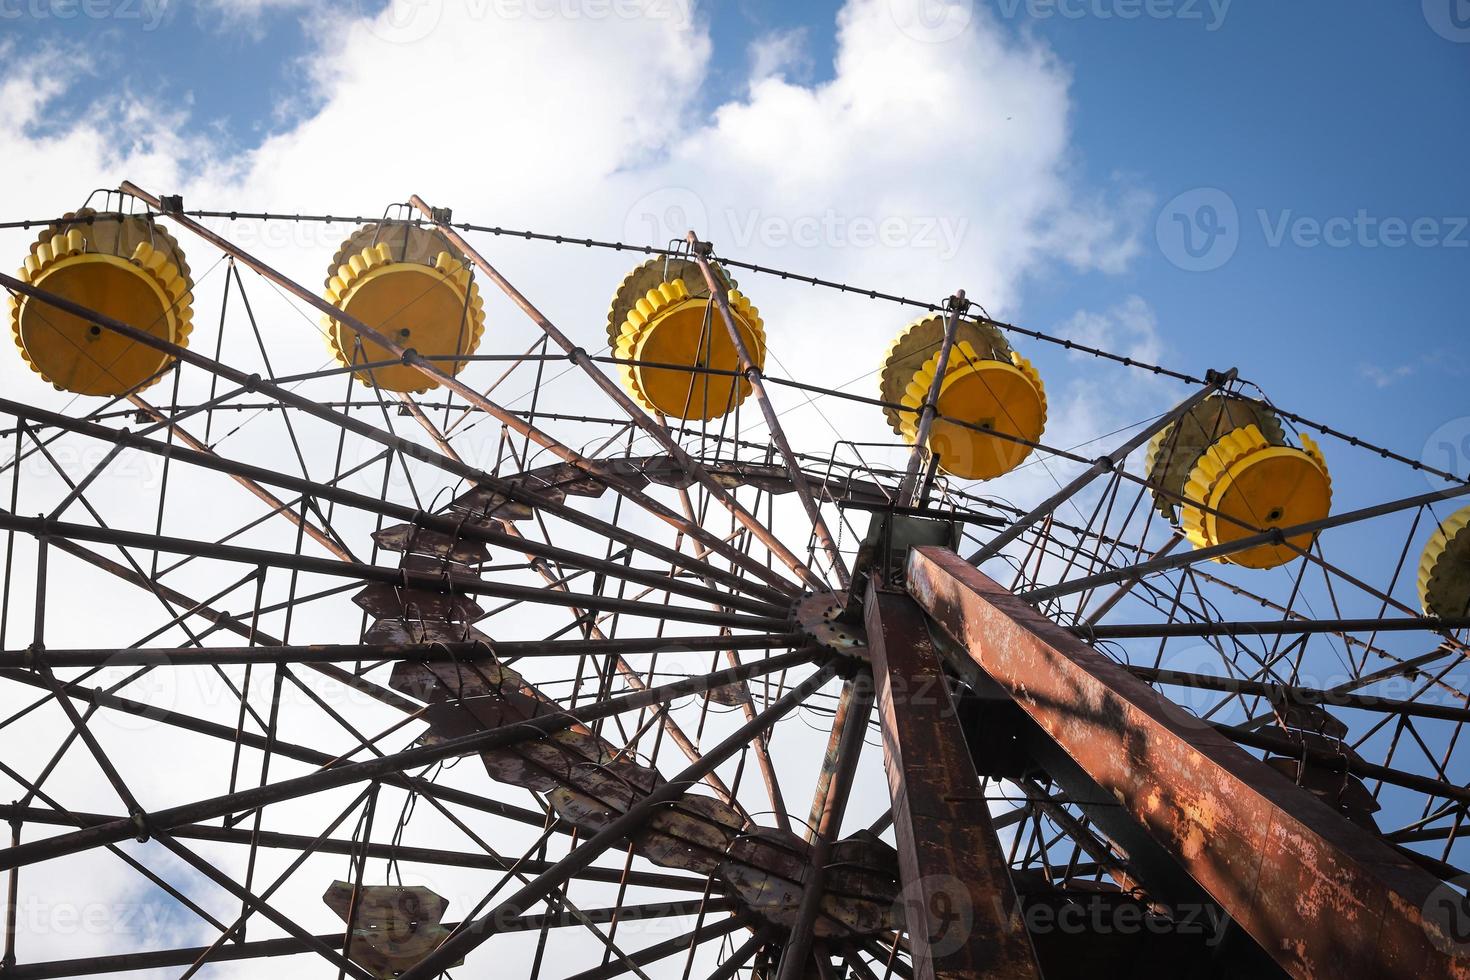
[606,257,765,421]
[879,314,1046,480]
[1146,395,1332,569]
[9,208,193,395]
[322,223,485,393]
[1418,505,1470,617]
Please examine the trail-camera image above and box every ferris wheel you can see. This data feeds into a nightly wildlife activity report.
[0,182,1468,979]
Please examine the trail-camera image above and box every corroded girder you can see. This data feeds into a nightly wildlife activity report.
[906,545,1470,980]
[863,579,1043,980]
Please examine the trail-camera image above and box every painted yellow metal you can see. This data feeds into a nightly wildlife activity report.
[322,224,485,393]
[1144,394,1284,521]
[881,312,1047,480]
[9,211,193,395]
[606,257,765,420]
[1418,504,1470,617]
[1180,423,1332,569]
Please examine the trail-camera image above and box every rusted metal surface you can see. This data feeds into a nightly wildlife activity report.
[686,233,850,589]
[898,292,964,505]
[863,580,1044,980]
[906,545,1470,980]
[408,194,824,592]
[323,882,457,978]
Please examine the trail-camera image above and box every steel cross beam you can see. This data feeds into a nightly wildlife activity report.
[967,367,1236,566]
[905,545,1470,980]
[0,649,822,872]
[862,579,1043,980]
[396,660,841,979]
[686,233,851,589]
[409,195,826,592]
[1081,615,1470,640]
[115,181,804,597]
[897,292,965,506]
[0,273,793,610]
[1020,479,1470,605]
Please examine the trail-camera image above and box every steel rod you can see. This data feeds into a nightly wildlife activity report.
[686,233,850,589]
[396,660,840,979]
[0,649,825,872]
[968,368,1236,565]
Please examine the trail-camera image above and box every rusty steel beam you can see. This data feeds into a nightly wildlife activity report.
[410,196,825,592]
[686,233,850,589]
[898,292,965,506]
[967,368,1235,566]
[117,182,802,597]
[863,580,1043,980]
[0,649,823,873]
[906,545,1470,980]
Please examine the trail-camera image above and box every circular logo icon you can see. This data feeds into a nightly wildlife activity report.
[1147,643,1230,732]
[1423,875,1470,955]
[1421,417,1470,489]
[355,0,443,45]
[621,187,709,247]
[1156,187,1240,272]
[889,0,975,44]
[891,875,976,957]
[95,655,177,733]
[1424,0,1470,42]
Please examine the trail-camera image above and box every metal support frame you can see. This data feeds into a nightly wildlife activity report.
[968,367,1236,565]
[410,195,827,592]
[897,292,965,506]
[396,660,841,979]
[863,578,1043,980]
[115,183,805,598]
[685,233,850,589]
[906,545,1470,980]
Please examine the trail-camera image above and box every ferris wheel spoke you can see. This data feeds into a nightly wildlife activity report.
[395,660,840,980]
[0,398,792,622]
[0,649,823,874]
[0,514,790,632]
[0,273,800,612]
[120,183,812,599]
[685,235,848,590]
[555,915,747,980]
[967,369,1237,567]
[410,198,831,595]
[1018,479,1470,606]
